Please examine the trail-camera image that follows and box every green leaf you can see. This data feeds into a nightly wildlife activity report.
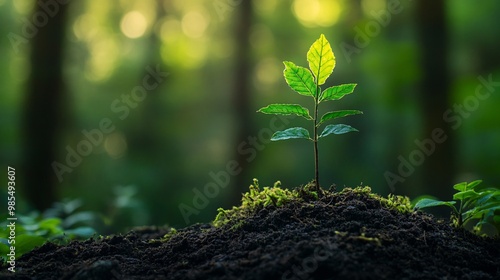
[453,190,479,201]
[319,124,358,138]
[467,180,483,191]
[15,234,46,258]
[307,34,335,85]
[258,104,312,120]
[271,127,311,141]
[38,218,61,230]
[464,206,500,222]
[479,200,500,210]
[318,110,363,126]
[64,227,96,238]
[62,211,96,228]
[283,61,316,97]
[320,84,357,102]
[414,198,457,211]
[411,195,437,207]
[453,182,467,192]
[476,190,500,205]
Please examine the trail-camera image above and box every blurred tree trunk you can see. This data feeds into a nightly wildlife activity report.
[415,0,455,197]
[231,0,254,203]
[22,1,69,210]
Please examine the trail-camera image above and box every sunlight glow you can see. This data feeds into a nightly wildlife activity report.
[159,17,181,43]
[85,37,119,82]
[71,1,118,82]
[159,17,208,69]
[292,0,342,27]
[120,11,148,39]
[183,39,207,68]
[12,0,31,14]
[160,38,207,69]
[181,11,208,38]
[73,14,98,41]
[294,0,320,23]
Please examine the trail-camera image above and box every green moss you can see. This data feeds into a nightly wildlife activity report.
[213,179,319,228]
[147,228,179,244]
[160,228,178,242]
[342,186,413,214]
[213,181,413,228]
[379,194,413,214]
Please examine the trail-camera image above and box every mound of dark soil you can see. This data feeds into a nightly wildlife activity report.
[2,188,500,279]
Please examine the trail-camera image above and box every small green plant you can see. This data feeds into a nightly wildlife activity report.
[258,34,362,190]
[415,180,500,235]
[0,199,98,262]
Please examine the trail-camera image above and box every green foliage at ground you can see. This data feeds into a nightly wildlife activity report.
[0,199,98,261]
[415,180,500,236]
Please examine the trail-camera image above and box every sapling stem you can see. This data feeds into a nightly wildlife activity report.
[313,86,320,191]
[457,200,464,227]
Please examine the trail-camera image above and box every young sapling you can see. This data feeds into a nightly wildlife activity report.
[258,34,362,191]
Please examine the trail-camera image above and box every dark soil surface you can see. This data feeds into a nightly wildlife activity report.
[2,188,500,279]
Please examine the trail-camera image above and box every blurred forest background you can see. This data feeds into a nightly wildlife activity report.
[1,0,499,233]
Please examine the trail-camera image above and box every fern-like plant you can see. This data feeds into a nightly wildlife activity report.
[258,34,362,190]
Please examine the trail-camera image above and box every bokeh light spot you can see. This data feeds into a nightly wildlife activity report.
[181,11,208,38]
[73,14,98,41]
[120,11,148,39]
[293,0,320,25]
[105,132,128,159]
[85,37,119,82]
[293,0,342,27]
[159,17,181,43]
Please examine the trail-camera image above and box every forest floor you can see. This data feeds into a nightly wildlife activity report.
[2,186,500,279]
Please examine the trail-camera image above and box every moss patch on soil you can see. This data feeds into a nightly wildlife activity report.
[2,183,500,279]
